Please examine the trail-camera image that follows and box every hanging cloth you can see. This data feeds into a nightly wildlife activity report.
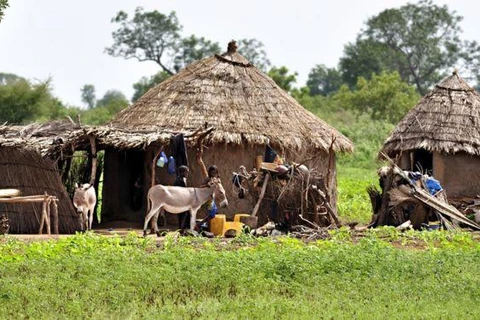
[171,133,188,169]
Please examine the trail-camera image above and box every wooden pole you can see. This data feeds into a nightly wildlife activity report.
[52,198,59,234]
[39,198,47,234]
[89,135,97,186]
[46,197,51,235]
[151,146,163,188]
[252,173,270,217]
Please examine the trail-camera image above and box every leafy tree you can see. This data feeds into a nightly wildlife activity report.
[0,75,66,124]
[334,71,419,123]
[237,38,271,71]
[339,0,480,94]
[81,90,129,125]
[80,84,96,109]
[267,66,297,93]
[306,64,343,96]
[173,35,220,72]
[106,8,182,75]
[132,71,170,102]
[0,0,8,22]
[96,90,128,109]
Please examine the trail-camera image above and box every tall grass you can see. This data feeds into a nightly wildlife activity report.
[1,233,480,319]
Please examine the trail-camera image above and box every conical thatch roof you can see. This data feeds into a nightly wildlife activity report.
[111,41,353,152]
[381,71,480,156]
[0,147,79,234]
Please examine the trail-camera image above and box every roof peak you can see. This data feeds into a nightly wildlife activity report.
[436,71,474,92]
[227,40,237,53]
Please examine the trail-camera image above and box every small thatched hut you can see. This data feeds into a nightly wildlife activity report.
[380,71,480,198]
[0,123,80,233]
[103,41,353,224]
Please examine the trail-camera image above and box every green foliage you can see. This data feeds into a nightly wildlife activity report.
[106,7,181,75]
[0,0,7,22]
[132,70,171,102]
[306,64,343,96]
[174,35,220,72]
[1,234,480,318]
[339,0,480,93]
[336,165,378,224]
[80,90,129,125]
[236,38,271,71]
[0,75,68,124]
[80,84,96,109]
[267,66,297,93]
[334,71,419,123]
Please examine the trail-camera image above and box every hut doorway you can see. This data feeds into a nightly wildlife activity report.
[102,149,146,224]
[412,149,433,174]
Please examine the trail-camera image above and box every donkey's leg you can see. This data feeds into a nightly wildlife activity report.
[155,209,165,237]
[83,210,88,232]
[88,206,94,231]
[189,209,197,232]
[143,204,162,237]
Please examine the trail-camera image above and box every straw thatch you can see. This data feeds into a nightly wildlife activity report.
[111,41,353,153]
[0,147,79,233]
[381,71,480,156]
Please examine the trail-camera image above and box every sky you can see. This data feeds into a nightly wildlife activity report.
[0,0,477,107]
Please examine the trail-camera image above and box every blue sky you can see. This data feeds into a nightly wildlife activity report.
[0,0,476,107]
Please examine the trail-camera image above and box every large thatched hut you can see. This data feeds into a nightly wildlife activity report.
[0,123,80,233]
[380,71,480,198]
[104,41,353,223]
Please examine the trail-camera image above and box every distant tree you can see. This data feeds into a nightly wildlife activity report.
[0,0,8,22]
[267,66,297,93]
[334,71,419,123]
[173,35,220,72]
[96,90,128,109]
[306,65,343,96]
[237,38,271,71]
[106,8,182,75]
[0,75,65,124]
[80,84,96,109]
[81,90,129,125]
[132,71,170,102]
[339,0,480,94]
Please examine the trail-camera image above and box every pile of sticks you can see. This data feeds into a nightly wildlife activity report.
[369,159,480,231]
[243,164,341,228]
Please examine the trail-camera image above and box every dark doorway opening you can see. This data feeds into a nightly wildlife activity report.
[412,149,433,174]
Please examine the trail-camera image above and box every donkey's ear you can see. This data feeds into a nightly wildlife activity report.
[75,183,79,189]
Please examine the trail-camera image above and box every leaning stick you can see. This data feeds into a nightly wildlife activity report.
[252,173,270,217]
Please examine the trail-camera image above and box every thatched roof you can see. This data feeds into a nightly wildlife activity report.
[0,121,176,157]
[381,71,480,156]
[0,147,79,233]
[110,41,353,153]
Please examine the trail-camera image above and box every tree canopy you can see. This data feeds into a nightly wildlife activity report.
[335,71,420,123]
[267,66,297,93]
[339,0,480,94]
[0,0,8,22]
[80,84,96,109]
[106,7,271,75]
[307,65,343,96]
[132,71,170,102]
[0,74,67,124]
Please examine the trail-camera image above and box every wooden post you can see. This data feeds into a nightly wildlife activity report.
[89,135,97,186]
[252,173,270,217]
[52,198,59,234]
[39,198,47,234]
[46,197,51,235]
[151,146,163,188]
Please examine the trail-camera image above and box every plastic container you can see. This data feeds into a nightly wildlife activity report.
[234,213,250,223]
[210,214,226,236]
[224,221,244,236]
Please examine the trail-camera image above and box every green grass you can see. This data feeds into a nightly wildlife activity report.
[337,164,379,224]
[1,232,480,319]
